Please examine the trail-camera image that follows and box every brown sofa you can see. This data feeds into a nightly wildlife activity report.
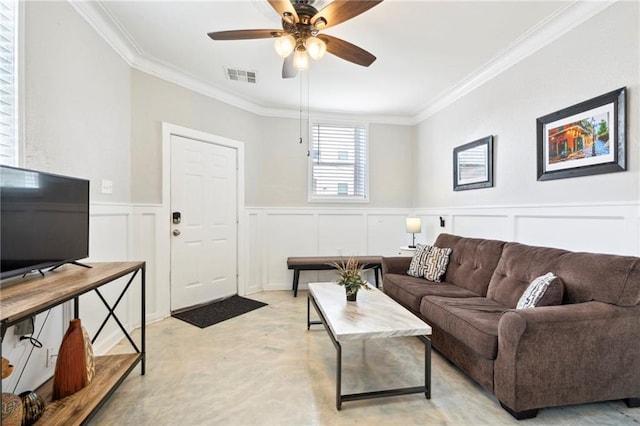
[382,233,640,419]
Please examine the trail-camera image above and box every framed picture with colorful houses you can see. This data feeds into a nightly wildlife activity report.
[536,87,626,181]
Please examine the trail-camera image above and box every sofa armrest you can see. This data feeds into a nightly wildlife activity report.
[495,302,640,412]
[382,256,412,276]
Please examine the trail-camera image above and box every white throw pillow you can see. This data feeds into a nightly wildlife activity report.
[516,272,557,309]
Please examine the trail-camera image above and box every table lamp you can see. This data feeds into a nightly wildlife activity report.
[406,217,422,248]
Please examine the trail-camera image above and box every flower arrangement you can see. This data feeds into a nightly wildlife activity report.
[330,257,370,301]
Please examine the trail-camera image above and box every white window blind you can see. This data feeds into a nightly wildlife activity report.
[0,0,18,166]
[310,122,368,201]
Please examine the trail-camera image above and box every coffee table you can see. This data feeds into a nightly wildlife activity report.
[307,282,432,410]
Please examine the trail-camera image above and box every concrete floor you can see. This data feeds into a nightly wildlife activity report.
[92,290,639,425]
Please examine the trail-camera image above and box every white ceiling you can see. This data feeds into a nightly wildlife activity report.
[78,0,612,123]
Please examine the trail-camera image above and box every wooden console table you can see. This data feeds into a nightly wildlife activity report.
[0,261,145,425]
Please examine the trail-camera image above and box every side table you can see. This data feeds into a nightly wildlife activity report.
[399,246,416,256]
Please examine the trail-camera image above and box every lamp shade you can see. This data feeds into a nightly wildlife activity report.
[293,49,309,70]
[274,35,296,58]
[406,217,422,234]
[305,36,326,60]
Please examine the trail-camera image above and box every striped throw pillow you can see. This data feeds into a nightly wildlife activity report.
[407,244,431,277]
[421,246,452,282]
[516,272,557,309]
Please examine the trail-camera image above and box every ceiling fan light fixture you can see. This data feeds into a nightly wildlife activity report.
[293,49,309,70]
[306,36,326,60]
[313,17,327,30]
[282,11,295,24]
[274,34,296,58]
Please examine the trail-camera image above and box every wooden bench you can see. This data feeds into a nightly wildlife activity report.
[286,256,383,297]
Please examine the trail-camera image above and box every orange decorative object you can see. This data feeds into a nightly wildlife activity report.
[1,357,13,379]
[52,319,95,400]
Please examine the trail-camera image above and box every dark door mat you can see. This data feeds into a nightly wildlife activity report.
[171,295,268,329]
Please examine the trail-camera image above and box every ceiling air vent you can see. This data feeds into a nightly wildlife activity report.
[224,67,256,84]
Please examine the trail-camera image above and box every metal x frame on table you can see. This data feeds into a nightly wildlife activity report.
[87,268,145,374]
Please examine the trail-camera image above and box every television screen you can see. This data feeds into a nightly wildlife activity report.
[1,165,90,280]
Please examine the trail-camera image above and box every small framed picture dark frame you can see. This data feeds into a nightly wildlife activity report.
[453,135,494,191]
[536,87,626,181]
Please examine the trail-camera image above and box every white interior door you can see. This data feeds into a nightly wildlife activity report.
[170,134,238,311]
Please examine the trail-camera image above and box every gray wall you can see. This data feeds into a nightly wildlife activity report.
[21,1,639,214]
[130,70,260,204]
[414,1,639,208]
[25,1,131,203]
[130,71,415,207]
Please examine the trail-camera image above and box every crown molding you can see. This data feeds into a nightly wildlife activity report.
[68,0,616,126]
[413,0,616,124]
[68,0,137,66]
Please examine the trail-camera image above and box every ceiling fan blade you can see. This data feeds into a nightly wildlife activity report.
[318,34,376,67]
[267,0,299,23]
[311,1,383,30]
[282,54,297,79]
[207,29,283,41]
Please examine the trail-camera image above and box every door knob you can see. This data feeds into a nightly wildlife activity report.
[172,229,181,236]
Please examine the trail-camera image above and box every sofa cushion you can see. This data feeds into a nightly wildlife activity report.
[422,246,452,282]
[434,233,505,297]
[383,274,478,312]
[488,242,640,308]
[420,296,509,359]
[407,244,430,277]
[555,252,640,306]
[516,273,564,309]
[487,243,569,308]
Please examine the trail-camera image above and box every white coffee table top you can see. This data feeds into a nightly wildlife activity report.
[308,282,432,342]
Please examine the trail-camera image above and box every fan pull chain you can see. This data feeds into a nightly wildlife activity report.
[306,70,311,157]
[299,73,303,146]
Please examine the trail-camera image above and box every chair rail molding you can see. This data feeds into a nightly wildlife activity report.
[415,201,640,256]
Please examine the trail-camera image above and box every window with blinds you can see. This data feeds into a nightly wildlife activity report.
[0,0,18,166]
[310,122,368,201]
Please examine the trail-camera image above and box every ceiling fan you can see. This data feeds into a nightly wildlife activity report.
[207,0,383,79]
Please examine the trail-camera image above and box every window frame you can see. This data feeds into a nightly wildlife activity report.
[0,0,23,167]
[307,120,370,204]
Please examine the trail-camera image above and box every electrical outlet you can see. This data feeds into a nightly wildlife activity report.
[14,317,34,336]
[46,347,58,368]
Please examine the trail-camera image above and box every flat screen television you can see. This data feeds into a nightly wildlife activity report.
[1,165,90,280]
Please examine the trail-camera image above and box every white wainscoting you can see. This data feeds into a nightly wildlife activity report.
[6,201,636,394]
[131,204,168,323]
[415,202,640,256]
[82,202,640,332]
[244,203,640,294]
[83,204,135,355]
[244,208,413,293]
[82,203,165,354]
[89,202,640,323]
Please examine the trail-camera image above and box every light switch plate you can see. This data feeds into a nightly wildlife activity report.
[101,179,113,194]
